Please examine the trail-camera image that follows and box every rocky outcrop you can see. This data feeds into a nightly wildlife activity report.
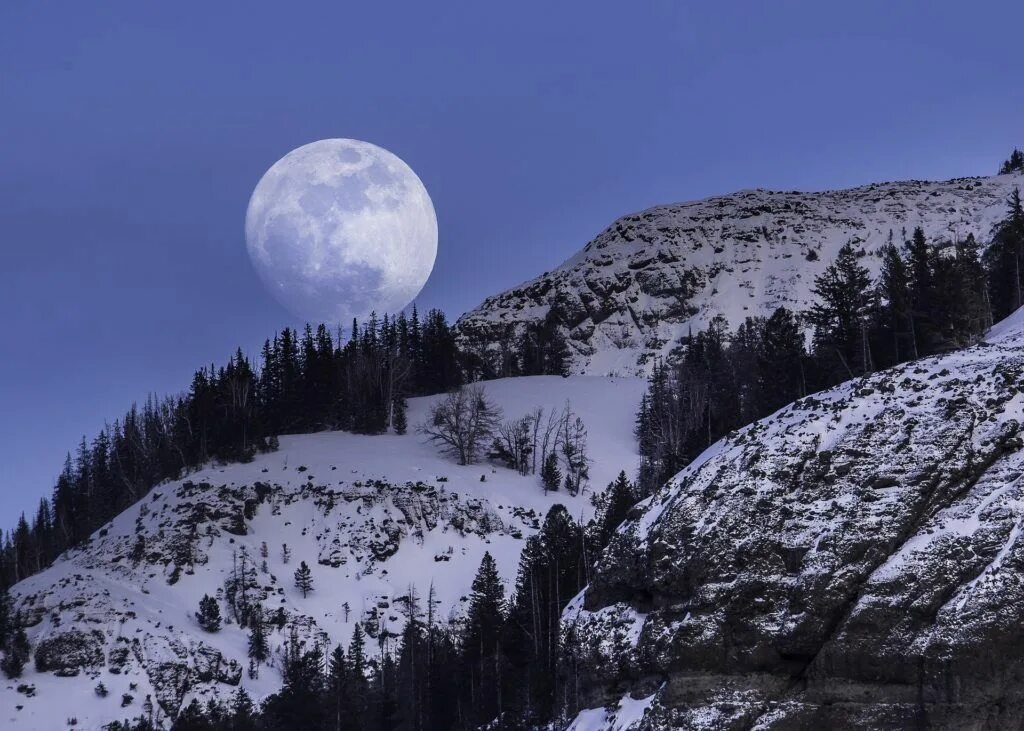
[459,172,1024,375]
[566,311,1024,729]
[33,630,105,676]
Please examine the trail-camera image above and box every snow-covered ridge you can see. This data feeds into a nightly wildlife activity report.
[1,376,644,730]
[563,312,1024,729]
[458,171,1024,375]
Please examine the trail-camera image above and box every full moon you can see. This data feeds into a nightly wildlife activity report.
[245,139,437,326]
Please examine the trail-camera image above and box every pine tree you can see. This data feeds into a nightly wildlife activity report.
[541,451,561,493]
[263,632,327,728]
[281,543,291,564]
[294,560,314,598]
[876,241,916,364]
[756,307,806,412]
[1000,148,1024,175]
[392,397,408,435]
[808,242,876,379]
[326,644,352,731]
[594,471,637,549]
[247,608,269,672]
[461,552,506,727]
[905,227,942,355]
[347,624,370,729]
[986,188,1024,321]
[230,687,257,729]
[195,594,222,632]
[1,616,29,679]
[503,505,586,722]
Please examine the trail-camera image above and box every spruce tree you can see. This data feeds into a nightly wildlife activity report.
[986,188,1024,321]
[327,644,352,731]
[461,552,506,727]
[263,633,326,729]
[877,241,916,364]
[1000,148,1024,175]
[247,609,269,675]
[1,616,29,679]
[347,624,370,730]
[195,594,221,632]
[594,471,637,549]
[392,397,408,435]
[808,242,876,379]
[756,307,806,412]
[541,451,561,493]
[294,560,314,598]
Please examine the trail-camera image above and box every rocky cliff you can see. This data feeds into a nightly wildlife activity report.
[459,172,1024,376]
[565,308,1024,730]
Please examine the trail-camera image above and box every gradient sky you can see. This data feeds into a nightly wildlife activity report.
[2,0,1023,521]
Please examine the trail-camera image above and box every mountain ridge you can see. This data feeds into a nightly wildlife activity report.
[458,171,1024,376]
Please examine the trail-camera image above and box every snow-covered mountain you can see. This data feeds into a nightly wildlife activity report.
[1,376,644,731]
[563,308,1024,729]
[458,172,1024,376]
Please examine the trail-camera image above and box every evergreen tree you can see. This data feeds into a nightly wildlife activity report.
[593,471,637,549]
[503,505,586,723]
[460,552,506,727]
[756,307,807,412]
[294,560,314,598]
[347,623,370,729]
[807,242,876,379]
[262,633,326,729]
[195,594,221,632]
[326,643,355,731]
[876,240,916,364]
[1000,148,1024,175]
[541,451,561,493]
[392,397,408,435]
[1,614,29,679]
[230,687,258,730]
[986,189,1024,322]
[247,607,269,672]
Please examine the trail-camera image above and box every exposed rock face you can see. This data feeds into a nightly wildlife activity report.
[15,478,529,719]
[34,630,105,675]
[459,172,1024,376]
[566,311,1024,729]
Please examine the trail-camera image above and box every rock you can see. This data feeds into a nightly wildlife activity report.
[567,318,1024,728]
[34,630,105,673]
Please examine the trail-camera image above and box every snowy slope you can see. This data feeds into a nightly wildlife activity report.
[2,376,644,731]
[562,311,1024,729]
[458,171,1024,376]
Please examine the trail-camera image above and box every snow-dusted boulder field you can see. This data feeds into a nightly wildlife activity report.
[459,171,1024,376]
[565,310,1024,729]
[1,376,644,730]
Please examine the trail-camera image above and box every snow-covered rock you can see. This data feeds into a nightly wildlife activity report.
[459,172,1024,376]
[564,311,1024,729]
[1,376,644,730]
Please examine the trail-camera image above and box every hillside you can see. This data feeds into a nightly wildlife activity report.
[1,376,644,731]
[458,172,1024,376]
[563,309,1024,729]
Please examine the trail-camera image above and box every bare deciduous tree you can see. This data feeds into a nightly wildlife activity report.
[419,384,503,465]
[492,415,534,475]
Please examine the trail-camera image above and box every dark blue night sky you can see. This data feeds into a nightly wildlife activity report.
[2,0,1023,519]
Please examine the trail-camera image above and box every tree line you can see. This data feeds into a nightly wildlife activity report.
[636,187,1024,490]
[0,307,469,591]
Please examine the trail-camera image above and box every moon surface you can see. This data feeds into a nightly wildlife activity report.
[245,139,437,325]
